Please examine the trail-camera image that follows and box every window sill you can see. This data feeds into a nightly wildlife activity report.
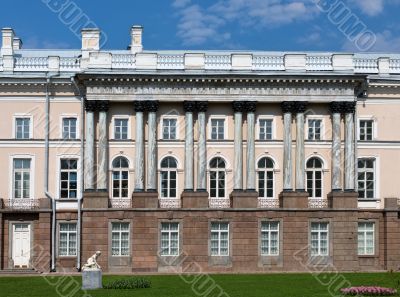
[358,254,378,258]
[57,199,78,202]
[358,199,379,202]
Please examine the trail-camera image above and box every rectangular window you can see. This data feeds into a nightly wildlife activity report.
[259,119,273,140]
[358,222,375,255]
[160,222,179,256]
[359,120,373,141]
[162,118,177,140]
[211,119,225,140]
[60,159,78,199]
[261,221,279,256]
[59,223,77,256]
[358,158,375,199]
[308,119,322,141]
[13,159,31,199]
[210,222,229,256]
[15,118,31,139]
[310,222,329,256]
[114,119,128,140]
[111,222,130,256]
[62,118,77,139]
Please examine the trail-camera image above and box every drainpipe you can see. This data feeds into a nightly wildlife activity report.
[44,73,59,272]
[71,77,84,271]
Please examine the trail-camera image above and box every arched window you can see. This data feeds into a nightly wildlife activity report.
[112,156,129,198]
[209,157,226,198]
[306,157,323,198]
[160,157,178,198]
[257,157,274,198]
[358,158,375,199]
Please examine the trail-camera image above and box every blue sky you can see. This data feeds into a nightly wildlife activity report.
[1,0,400,52]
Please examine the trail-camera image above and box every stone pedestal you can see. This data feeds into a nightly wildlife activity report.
[279,191,309,208]
[83,191,109,209]
[384,197,399,209]
[39,198,51,209]
[327,191,358,209]
[132,191,158,208]
[82,269,102,290]
[230,190,258,208]
[181,191,209,208]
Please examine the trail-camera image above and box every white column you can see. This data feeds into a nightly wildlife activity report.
[344,102,356,191]
[146,101,158,191]
[246,102,257,190]
[97,100,109,191]
[183,101,195,191]
[282,102,294,191]
[295,102,307,191]
[330,102,342,191]
[134,101,145,191]
[233,101,244,190]
[84,100,96,191]
[196,101,208,191]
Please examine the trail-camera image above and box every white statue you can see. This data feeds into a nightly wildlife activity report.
[82,251,102,271]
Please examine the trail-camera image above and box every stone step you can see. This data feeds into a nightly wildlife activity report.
[0,268,39,275]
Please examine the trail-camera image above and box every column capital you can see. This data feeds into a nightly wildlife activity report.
[246,101,257,113]
[293,101,308,114]
[342,101,356,114]
[84,100,97,112]
[232,101,246,113]
[196,101,208,112]
[329,101,343,114]
[281,101,295,114]
[134,100,146,112]
[96,100,109,112]
[145,100,159,112]
[183,100,196,112]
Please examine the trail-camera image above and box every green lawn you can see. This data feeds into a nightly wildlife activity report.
[0,273,400,297]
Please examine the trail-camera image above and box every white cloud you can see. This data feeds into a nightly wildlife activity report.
[342,30,400,52]
[351,0,384,16]
[23,36,72,49]
[173,0,319,46]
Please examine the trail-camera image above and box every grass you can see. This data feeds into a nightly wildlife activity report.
[0,272,400,297]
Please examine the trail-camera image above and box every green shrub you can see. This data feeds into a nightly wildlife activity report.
[103,277,151,290]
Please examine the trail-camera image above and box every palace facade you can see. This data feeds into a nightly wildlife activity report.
[1,26,400,273]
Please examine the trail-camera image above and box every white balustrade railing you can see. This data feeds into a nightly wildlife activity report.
[354,58,379,73]
[110,198,132,208]
[205,54,231,70]
[390,59,400,73]
[253,55,285,70]
[0,57,3,71]
[157,54,184,69]
[111,54,135,69]
[306,55,333,71]
[14,56,48,71]
[60,57,80,71]
[308,198,328,209]
[258,198,280,208]
[5,198,39,210]
[159,198,181,209]
[209,198,231,209]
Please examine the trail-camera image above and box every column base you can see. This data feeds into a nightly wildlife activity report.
[230,190,258,208]
[279,191,309,208]
[83,191,109,209]
[181,191,209,208]
[132,191,159,208]
[384,197,399,210]
[327,191,358,209]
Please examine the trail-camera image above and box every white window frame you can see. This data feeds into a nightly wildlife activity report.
[13,114,33,139]
[159,156,178,199]
[58,222,77,257]
[111,222,130,257]
[208,157,227,199]
[210,222,230,256]
[306,116,324,141]
[256,156,275,199]
[9,154,35,200]
[160,115,179,140]
[160,222,180,256]
[260,221,279,256]
[357,157,379,200]
[111,156,130,199]
[208,116,227,140]
[112,116,131,140]
[358,117,377,141]
[60,115,79,139]
[310,222,329,256]
[56,155,81,200]
[305,157,324,199]
[358,222,375,256]
[257,116,275,141]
